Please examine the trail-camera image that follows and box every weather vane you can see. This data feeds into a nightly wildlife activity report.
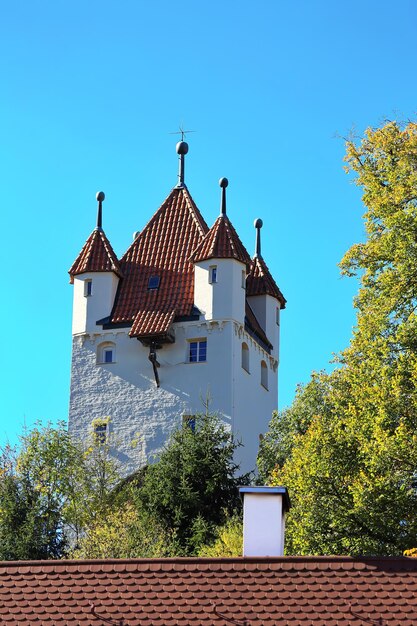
[169,124,195,141]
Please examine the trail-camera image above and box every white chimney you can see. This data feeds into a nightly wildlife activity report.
[239,486,290,557]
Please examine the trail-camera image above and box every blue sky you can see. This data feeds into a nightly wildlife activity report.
[1,0,417,447]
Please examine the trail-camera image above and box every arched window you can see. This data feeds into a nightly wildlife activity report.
[97,341,116,364]
[261,360,268,389]
[241,342,250,373]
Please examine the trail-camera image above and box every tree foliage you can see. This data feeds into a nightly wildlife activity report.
[0,421,120,560]
[0,413,246,560]
[136,413,246,555]
[258,121,417,556]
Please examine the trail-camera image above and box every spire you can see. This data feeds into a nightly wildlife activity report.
[254,218,263,258]
[69,191,122,283]
[96,191,105,230]
[189,177,251,267]
[219,177,228,215]
[176,141,189,188]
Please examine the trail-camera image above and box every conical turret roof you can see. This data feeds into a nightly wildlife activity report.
[69,228,122,283]
[189,214,251,267]
[246,255,286,309]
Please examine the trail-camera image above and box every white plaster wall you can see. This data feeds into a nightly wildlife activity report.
[231,322,278,474]
[72,272,119,335]
[194,259,246,323]
[247,294,281,360]
[69,320,237,477]
[194,264,213,319]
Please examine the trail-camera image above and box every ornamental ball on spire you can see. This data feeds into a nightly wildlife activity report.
[176,141,189,155]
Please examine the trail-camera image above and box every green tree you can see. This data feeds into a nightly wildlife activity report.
[259,121,417,556]
[257,373,332,482]
[0,421,121,560]
[197,513,243,557]
[0,426,79,559]
[70,502,176,559]
[136,413,246,554]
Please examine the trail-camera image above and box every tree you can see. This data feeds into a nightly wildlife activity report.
[0,425,80,559]
[257,373,332,483]
[0,421,121,560]
[259,121,417,556]
[136,413,246,554]
[70,502,176,559]
[197,514,243,557]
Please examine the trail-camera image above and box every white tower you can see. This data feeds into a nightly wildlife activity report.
[68,143,286,476]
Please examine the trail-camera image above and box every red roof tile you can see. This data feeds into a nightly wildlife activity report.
[1,556,417,624]
[190,215,251,267]
[69,228,122,283]
[111,186,208,339]
[246,256,286,309]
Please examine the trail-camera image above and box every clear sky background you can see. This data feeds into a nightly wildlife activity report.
[1,0,417,447]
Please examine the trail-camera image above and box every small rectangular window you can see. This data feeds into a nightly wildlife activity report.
[94,423,107,445]
[104,349,113,363]
[84,279,92,297]
[242,270,246,289]
[188,339,207,363]
[148,276,160,290]
[276,307,280,326]
[209,266,217,284]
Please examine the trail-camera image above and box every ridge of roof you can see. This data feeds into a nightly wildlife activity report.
[2,555,416,569]
[246,255,286,308]
[189,214,251,267]
[110,186,209,338]
[68,227,122,283]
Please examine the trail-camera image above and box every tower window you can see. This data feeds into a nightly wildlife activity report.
[97,342,116,364]
[188,339,207,363]
[94,423,107,445]
[241,342,250,373]
[276,307,280,326]
[209,266,217,284]
[84,279,92,297]
[148,276,160,290]
[104,348,113,363]
[242,270,246,289]
[261,360,268,390]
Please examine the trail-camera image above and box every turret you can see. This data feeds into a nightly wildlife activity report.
[190,178,251,323]
[246,219,286,359]
[69,192,122,335]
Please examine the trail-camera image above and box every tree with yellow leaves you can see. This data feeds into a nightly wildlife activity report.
[259,121,417,556]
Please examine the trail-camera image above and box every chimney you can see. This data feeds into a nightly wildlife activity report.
[239,486,290,557]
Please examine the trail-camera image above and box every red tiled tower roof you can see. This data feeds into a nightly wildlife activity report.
[2,556,417,624]
[69,228,122,284]
[111,186,208,340]
[247,255,286,309]
[189,214,251,267]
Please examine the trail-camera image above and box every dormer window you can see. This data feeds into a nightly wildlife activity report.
[148,276,160,290]
[209,266,217,284]
[84,279,92,297]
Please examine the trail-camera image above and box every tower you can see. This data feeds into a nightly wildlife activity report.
[68,142,286,475]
